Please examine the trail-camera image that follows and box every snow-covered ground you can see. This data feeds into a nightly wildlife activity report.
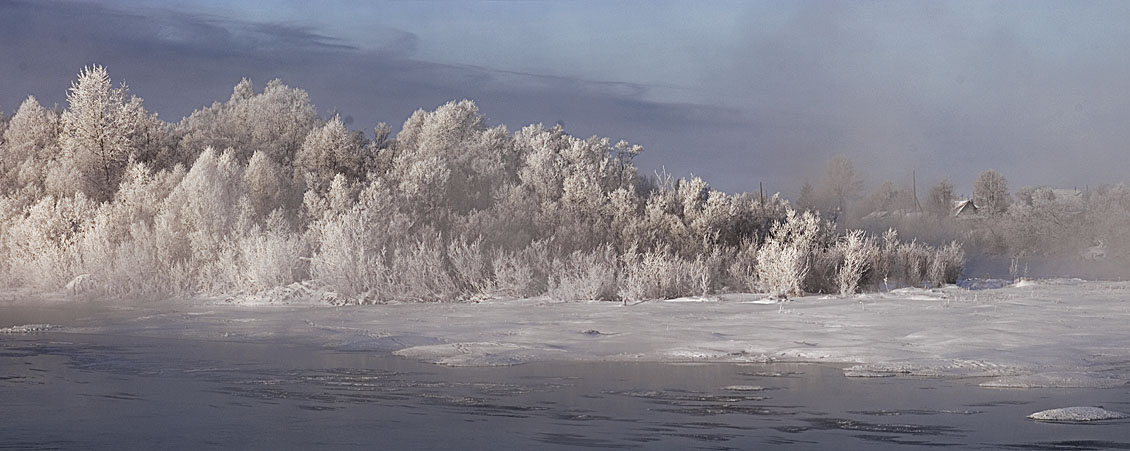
[3,278,1130,389]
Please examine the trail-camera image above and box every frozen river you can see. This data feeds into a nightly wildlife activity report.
[4,279,1130,449]
[3,331,1129,450]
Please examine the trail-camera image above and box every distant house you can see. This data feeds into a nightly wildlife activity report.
[952,199,978,217]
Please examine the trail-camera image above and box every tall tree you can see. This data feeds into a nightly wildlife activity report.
[177,78,318,166]
[926,177,956,218]
[59,66,146,201]
[820,155,863,220]
[1,96,60,191]
[294,116,366,193]
[795,179,817,212]
[974,169,1011,215]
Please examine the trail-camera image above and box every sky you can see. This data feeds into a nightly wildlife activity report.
[2,0,1130,197]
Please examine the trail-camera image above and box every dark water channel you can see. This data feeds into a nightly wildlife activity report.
[2,332,1129,450]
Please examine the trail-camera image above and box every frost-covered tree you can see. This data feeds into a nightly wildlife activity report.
[178,78,318,166]
[1003,187,1081,257]
[926,178,955,218]
[4,193,97,289]
[154,147,247,292]
[58,66,154,201]
[294,116,367,193]
[974,170,1010,215]
[1,96,60,192]
[1086,184,1130,260]
[0,65,975,301]
[820,155,863,221]
[796,179,818,212]
[244,150,291,222]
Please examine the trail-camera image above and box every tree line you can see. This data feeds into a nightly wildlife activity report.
[797,153,1130,279]
[0,66,964,303]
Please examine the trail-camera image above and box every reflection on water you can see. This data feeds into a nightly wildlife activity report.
[1,333,1129,450]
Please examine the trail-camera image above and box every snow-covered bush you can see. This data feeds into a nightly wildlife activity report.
[4,193,96,289]
[491,250,537,298]
[897,240,931,288]
[548,244,619,301]
[806,245,843,295]
[727,238,759,293]
[240,212,305,292]
[491,240,552,298]
[928,241,965,286]
[618,246,708,302]
[309,204,385,301]
[837,230,877,295]
[446,236,494,298]
[757,209,820,298]
[387,233,459,302]
[614,247,718,302]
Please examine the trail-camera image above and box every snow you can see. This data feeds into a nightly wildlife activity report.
[721,385,765,391]
[1027,406,1129,422]
[4,279,1130,387]
[0,324,57,334]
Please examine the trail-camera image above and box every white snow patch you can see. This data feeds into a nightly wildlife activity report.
[1027,406,1129,422]
[843,369,898,378]
[393,342,553,367]
[722,385,765,391]
[662,348,731,360]
[662,296,718,303]
[0,324,57,334]
[221,282,338,306]
[844,360,1015,378]
[981,373,1128,389]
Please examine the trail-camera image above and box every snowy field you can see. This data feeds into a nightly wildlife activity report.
[4,278,1130,390]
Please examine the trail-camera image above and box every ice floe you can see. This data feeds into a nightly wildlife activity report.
[1027,406,1129,422]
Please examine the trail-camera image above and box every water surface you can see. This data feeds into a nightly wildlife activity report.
[2,332,1129,450]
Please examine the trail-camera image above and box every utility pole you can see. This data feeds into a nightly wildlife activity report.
[759,182,764,204]
[912,170,923,214]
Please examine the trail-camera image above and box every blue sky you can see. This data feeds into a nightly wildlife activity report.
[3,0,1130,196]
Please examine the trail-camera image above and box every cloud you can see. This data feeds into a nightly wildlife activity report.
[7,1,1130,196]
[0,0,768,192]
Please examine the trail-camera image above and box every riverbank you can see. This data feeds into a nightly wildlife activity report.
[3,278,1129,388]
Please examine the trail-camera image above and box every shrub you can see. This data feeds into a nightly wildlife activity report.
[727,239,759,293]
[446,236,494,298]
[836,229,877,295]
[929,241,965,286]
[240,212,305,292]
[757,209,820,298]
[548,244,618,301]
